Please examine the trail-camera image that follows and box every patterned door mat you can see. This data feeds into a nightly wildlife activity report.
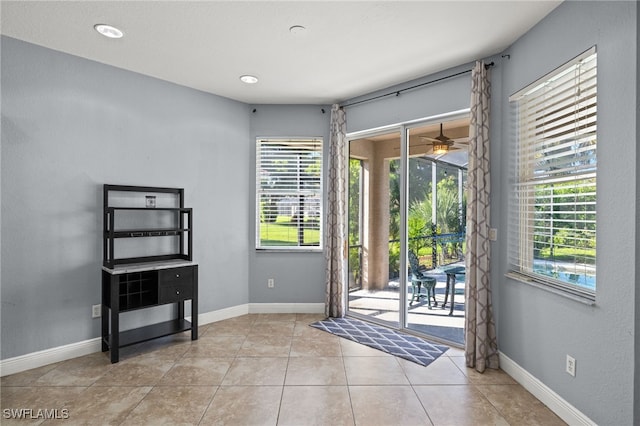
[310,317,449,367]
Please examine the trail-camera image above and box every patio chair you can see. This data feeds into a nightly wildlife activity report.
[408,251,437,308]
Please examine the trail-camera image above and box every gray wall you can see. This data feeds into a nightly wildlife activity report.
[248,105,329,304]
[636,1,640,421]
[1,36,251,359]
[345,63,472,133]
[496,2,637,424]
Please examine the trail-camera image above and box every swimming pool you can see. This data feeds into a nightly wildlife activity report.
[533,267,596,290]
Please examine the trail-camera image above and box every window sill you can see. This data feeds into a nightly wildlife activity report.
[505,272,596,306]
[256,248,323,254]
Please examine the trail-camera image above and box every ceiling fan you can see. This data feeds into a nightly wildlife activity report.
[419,123,457,155]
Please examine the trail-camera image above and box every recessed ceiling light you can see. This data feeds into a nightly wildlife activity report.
[240,75,259,84]
[94,24,124,39]
[289,25,306,35]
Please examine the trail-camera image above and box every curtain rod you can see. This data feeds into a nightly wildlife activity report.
[341,61,494,109]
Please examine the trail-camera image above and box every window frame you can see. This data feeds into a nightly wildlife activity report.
[255,137,324,251]
[507,46,597,302]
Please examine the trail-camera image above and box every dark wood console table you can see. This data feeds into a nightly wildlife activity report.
[101,260,198,363]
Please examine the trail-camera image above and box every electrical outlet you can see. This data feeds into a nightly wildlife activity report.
[489,228,498,241]
[566,355,576,377]
[267,278,275,288]
[92,304,101,318]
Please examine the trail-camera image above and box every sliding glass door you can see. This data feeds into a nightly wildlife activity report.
[405,122,468,344]
[347,115,469,346]
[347,129,401,328]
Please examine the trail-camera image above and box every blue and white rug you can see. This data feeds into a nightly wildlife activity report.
[310,317,449,367]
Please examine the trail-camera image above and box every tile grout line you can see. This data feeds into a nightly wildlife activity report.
[275,318,296,426]
[398,349,437,425]
[409,382,435,426]
[190,320,245,425]
[338,329,358,426]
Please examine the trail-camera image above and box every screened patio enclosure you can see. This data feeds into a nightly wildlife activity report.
[347,116,469,345]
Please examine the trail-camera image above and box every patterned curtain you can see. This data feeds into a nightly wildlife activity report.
[465,61,499,372]
[324,104,347,317]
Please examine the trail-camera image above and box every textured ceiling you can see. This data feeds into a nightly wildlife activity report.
[1,1,561,104]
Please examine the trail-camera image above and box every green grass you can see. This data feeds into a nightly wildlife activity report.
[260,216,320,246]
[537,247,596,264]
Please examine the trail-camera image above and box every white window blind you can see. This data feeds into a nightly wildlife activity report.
[508,47,597,299]
[256,138,323,249]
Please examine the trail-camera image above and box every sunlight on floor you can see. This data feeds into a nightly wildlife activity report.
[348,277,466,345]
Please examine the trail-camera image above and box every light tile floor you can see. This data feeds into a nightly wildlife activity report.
[1,313,566,425]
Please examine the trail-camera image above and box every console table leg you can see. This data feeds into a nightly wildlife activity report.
[192,266,198,340]
[109,275,120,363]
[178,301,185,320]
[101,277,109,352]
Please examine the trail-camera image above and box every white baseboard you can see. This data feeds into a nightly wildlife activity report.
[0,302,324,377]
[0,338,103,378]
[194,303,249,325]
[248,302,325,314]
[499,351,596,426]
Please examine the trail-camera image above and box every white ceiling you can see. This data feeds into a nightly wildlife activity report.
[1,1,561,105]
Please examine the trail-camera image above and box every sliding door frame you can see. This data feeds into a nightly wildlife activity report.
[345,124,404,329]
[344,109,470,342]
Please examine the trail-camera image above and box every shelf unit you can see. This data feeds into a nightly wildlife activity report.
[103,185,192,268]
[101,185,198,363]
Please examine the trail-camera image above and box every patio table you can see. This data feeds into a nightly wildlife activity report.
[442,266,465,316]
